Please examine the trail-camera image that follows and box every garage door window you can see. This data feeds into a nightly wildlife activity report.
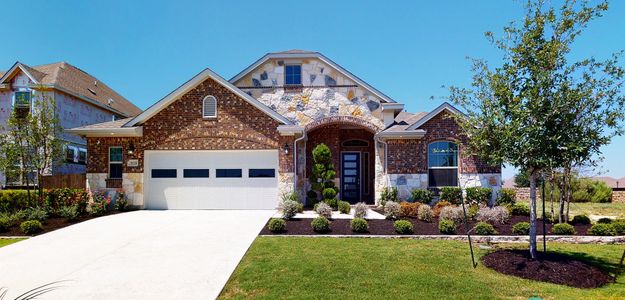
[249,169,275,178]
[109,147,123,179]
[152,169,177,178]
[216,169,242,178]
[183,169,209,178]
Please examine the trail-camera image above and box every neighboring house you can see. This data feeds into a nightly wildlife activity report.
[0,61,141,187]
[67,50,501,209]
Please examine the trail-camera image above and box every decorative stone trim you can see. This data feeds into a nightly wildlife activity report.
[388,174,428,201]
[305,116,382,133]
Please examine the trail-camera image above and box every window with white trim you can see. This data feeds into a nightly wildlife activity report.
[202,96,217,118]
[78,148,87,164]
[428,141,458,187]
[66,146,77,163]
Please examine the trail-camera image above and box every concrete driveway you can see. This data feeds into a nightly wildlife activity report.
[0,210,274,299]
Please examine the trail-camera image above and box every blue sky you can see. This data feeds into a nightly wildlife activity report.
[2,1,624,180]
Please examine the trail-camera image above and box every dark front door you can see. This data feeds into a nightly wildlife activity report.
[341,152,361,203]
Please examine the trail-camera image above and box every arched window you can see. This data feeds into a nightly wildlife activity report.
[342,139,369,147]
[202,96,217,118]
[428,141,458,187]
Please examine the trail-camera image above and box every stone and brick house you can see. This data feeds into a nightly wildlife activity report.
[68,50,501,209]
[0,61,141,187]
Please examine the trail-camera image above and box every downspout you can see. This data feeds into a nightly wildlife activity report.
[293,131,307,193]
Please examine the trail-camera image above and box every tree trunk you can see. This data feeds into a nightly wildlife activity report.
[565,167,571,223]
[549,171,555,216]
[558,171,566,223]
[529,169,538,259]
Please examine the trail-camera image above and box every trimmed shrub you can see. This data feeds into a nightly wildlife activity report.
[338,201,351,214]
[410,189,433,204]
[26,207,48,222]
[20,220,43,234]
[280,191,299,203]
[496,188,516,206]
[597,218,613,224]
[476,206,510,224]
[466,187,492,205]
[394,220,414,234]
[417,204,433,222]
[384,201,400,220]
[512,222,530,235]
[350,218,368,233]
[439,187,462,204]
[280,200,301,219]
[353,202,368,218]
[474,222,497,235]
[315,202,332,219]
[439,219,456,234]
[115,191,129,211]
[267,218,286,232]
[90,191,111,216]
[509,203,530,216]
[58,205,80,221]
[311,217,330,233]
[588,223,616,236]
[571,214,591,225]
[432,200,452,217]
[323,198,338,210]
[439,206,464,224]
[0,217,10,232]
[0,190,39,213]
[379,187,398,206]
[322,188,338,201]
[467,204,479,220]
[399,202,420,217]
[552,223,576,235]
[611,219,625,235]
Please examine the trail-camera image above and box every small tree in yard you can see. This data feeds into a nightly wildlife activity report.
[448,0,625,258]
[308,143,338,207]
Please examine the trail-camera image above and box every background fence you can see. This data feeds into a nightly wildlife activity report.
[41,173,86,189]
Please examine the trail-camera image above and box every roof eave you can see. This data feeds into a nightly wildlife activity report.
[375,130,427,140]
[65,126,143,137]
[406,102,466,130]
[31,84,132,118]
[0,62,41,85]
[277,125,305,136]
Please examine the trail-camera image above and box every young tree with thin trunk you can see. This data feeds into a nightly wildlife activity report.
[448,0,624,258]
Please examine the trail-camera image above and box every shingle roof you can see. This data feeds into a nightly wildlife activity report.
[69,117,133,130]
[1,62,141,117]
[272,49,316,54]
[384,111,427,132]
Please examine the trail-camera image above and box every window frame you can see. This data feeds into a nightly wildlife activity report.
[108,146,123,179]
[284,64,302,85]
[427,141,459,187]
[202,95,217,119]
[78,148,87,165]
[66,146,77,163]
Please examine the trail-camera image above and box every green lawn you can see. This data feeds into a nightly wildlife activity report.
[220,237,625,300]
[0,238,24,248]
[520,199,625,218]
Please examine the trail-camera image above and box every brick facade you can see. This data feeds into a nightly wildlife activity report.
[387,111,500,174]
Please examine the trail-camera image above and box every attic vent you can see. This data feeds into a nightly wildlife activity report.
[88,88,96,95]
[107,98,114,105]
[202,96,217,118]
[94,80,98,86]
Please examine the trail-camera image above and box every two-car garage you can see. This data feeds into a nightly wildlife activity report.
[144,150,279,209]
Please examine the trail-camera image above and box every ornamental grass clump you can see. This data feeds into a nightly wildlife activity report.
[384,201,400,220]
[394,220,414,234]
[399,202,420,217]
[267,218,286,232]
[311,217,330,233]
[417,204,433,222]
[353,202,368,218]
[280,200,301,219]
[350,218,368,233]
[58,205,80,221]
[476,205,510,224]
[439,206,464,224]
[26,207,48,222]
[315,202,333,219]
[432,201,452,217]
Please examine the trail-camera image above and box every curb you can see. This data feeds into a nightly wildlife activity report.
[259,234,625,244]
[0,236,29,239]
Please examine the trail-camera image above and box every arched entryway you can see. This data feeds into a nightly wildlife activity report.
[304,117,379,204]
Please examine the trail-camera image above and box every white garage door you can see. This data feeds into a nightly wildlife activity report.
[144,150,279,209]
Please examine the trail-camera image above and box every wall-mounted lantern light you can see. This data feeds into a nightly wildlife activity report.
[283,143,290,155]
[127,142,136,155]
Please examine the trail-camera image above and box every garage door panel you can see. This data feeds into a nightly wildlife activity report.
[145,150,278,210]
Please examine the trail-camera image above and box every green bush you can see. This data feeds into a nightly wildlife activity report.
[0,190,38,212]
[0,217,10,232]
[417,205,433,222]
[394,220,414,234]
[311,217,330,233]
[597,218,613,224]
[306,190,318,204]
[350,218,369,233]
[570,178,612,203]
[20,220,43,234]
[439,187,462,204]
[588,223,616,236]
[26,207,48,222]
[466,187,492,205]
[410,189,433,204]
[323,198,338,210]
[338,201,351,214]
[379,187,398,206]
[58,205,80,221]
[45,188,89,213]
[438,219,456,234]
[322,188,338,201]
[115,191,129,211]
[474,222,497,235]
[611,219,625,235]
[280,200,300,219]
[512,222,530,235]
[571,214,591,225]
[267,218,286,232]
[496,188,516,206]
[552,223,576,235]
[590,182,612,203]
[508,203,530,216]
[467,204,479,220]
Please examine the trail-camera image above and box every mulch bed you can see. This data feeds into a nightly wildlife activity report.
[481,249,613,288]
[259,215,592,236]
[0,211,122,237]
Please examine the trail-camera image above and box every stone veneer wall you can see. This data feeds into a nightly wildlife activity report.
[612,190,625,203]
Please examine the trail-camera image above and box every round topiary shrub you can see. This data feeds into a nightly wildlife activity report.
[338,201,351,214]
[511,222,530,235]
[474,222,497,235]
[350,218,368,233]
[597,218,613,224]
[394,220,414,234]
[267,218,286,233]
[612,219,625,235]
[552,223,576,235]
[438,219,456,234]
[20,220,43,234]
[588,223,616,236]
[311,217,330,233]
[571,214,591,225]
[509,203,530,216]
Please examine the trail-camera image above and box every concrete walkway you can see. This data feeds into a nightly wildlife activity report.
[0,210,274,299]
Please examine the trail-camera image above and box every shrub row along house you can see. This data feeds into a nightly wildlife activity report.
[0,61,141,187]
[67,50,501,209]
